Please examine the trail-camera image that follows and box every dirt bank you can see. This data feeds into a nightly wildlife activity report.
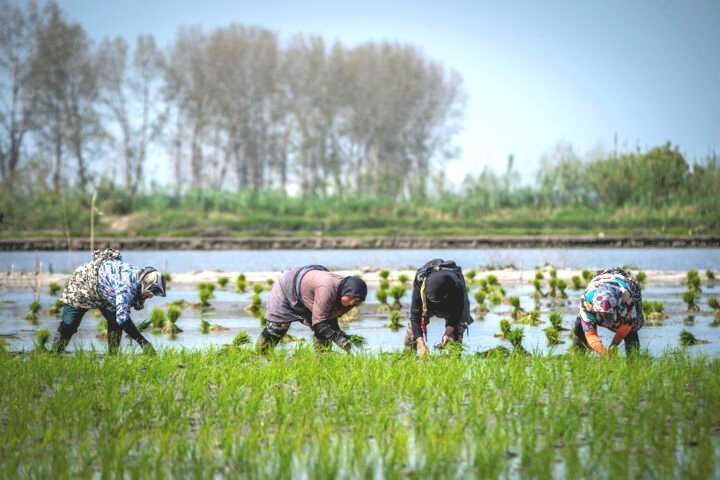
[1,234,719,251]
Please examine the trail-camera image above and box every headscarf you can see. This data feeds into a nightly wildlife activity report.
[591,284,619,314]
[425,270,457,303]
[339,276,368,301]
[133,267,167,310]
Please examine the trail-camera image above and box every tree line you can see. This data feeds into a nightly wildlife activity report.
[0,1,464,199]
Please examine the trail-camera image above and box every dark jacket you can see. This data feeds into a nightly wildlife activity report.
[409,259,473,339]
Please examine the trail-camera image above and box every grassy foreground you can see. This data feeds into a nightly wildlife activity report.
[1,348,719,479]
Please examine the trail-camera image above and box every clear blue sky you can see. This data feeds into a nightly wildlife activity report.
[45,0,720,184]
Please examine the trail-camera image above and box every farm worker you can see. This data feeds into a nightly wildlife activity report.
[404,259,474,356]
[51,248,166,354]
[573,267,645,356]
[256,265,368,352]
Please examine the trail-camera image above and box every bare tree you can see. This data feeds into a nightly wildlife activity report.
[97,34,165,195]
[0,0,42,183]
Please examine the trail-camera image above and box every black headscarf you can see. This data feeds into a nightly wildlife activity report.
[339,276,368,301]
[425,270,460,304]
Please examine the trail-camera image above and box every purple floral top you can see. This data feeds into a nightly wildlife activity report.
[97,260,141,325]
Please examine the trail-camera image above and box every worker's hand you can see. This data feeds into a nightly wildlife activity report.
[417,338,430,357]
[441,335,452,347]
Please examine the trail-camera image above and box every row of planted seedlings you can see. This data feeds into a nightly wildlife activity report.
[374,269,410,332]
[2,345,719,478]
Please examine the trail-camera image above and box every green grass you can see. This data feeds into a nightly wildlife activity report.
[1,349,718,478]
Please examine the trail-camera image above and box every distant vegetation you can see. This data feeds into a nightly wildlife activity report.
[0,2,718,238]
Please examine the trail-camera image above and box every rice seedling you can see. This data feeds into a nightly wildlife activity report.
[488,289,503,306]
[684,269,702,292]
[378,269,390,280]
[548,278,558,298]
[679,329,709,346]
[162,272,172,283]
[1,348,719,477]
[556,279,568,299]
[531,278,545,299]
[389,286,406,310]
[517,308,541,326]
[508,296,525,320]
[245,293,263,315]
[33,329,51,353]
[266,278,275,289]
[635,271,647,284]
[642,300,667,321]
[486,274,499,286]
[379,279,390,290]
[385,310,403,331]
[217,276,229,287]
[571,275,584,290]
[161,309,182,335]
[198,289,212,308]
[150,308,167,329]
[437,341,465,356]
[167,306,181,323]
[682,289,700,311]
[396,274,410,286]
[706,269,716,281]
[477,278,489,292]
[96,317,108,338]
[474,290,488,313]
[222,331,251,350]
[339,307,360,323]
[548,311,568,331]
[198,282,216,296]
[375,289,390,312]
[549,267,557,279]
[582,269,593,282]
[465,270,476,283]
[167,299,189,309]
[348,334,367,348]
[544,326,562,345]
[0,337,7,352]
[236,273,247,293]
[534,270,544,281]
[507,326,530,355]
[708,297,720,312]
[494,318,511,338]
[48,282,61,296]
[252,283,265,295]
[201,319,211,333]
[49,299,63,316]
[24,300,41,322]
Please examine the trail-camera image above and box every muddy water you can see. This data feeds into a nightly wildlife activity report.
[1,247,719,273]
[2,280,719,357]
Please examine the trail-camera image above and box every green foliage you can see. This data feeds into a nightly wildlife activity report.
[389,286,406,310]
[236,274,247,293]
[544,326,562,346]
[167,307,182,323]
[549,268,557,279]
[386,311,402,330]
[548,311,564,330]
[486,274,499,286]
[706,270,716,281]
[708,297,720,312]
[496,319,511,338]
[682,290,699,311]
[149,308,167,329]
[347,334,367,348]
[465,270,476,281]
[198,290,212,307]
[679,329,697,346]
[375,289,388,305]
[34,329,51,352]
[507,326,525,349]
[25,300,41,321]
[252,283,265,295]
[635,271,647,284]
[231,331,250,347]
[582,270,593,282]
[397,274,409,285]
[162,273,172,283]
[217,277,229,287]
[379,279,390,290]
[378,270,390,280]
[571,275,584,290]
[201,319,210,334]
[48,282,61,296]
[49,299,63,316]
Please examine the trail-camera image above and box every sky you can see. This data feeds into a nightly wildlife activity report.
[41,0,720,185]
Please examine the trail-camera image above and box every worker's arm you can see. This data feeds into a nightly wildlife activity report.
[610,323,632,348]
[584,331,607,356]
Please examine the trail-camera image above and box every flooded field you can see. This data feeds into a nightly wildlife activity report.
[2,267,718,356]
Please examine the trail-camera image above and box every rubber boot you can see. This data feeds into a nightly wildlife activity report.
[107,329,122,355]
[255,328,281,353]
[50,322,74,354]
